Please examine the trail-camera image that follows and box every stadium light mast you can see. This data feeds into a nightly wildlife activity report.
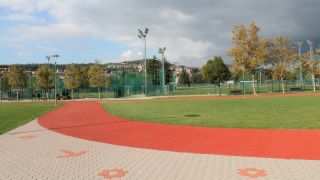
[307,40,316,92]
[46,56,51,67]
[138,28,149,96]
[158,47,166,95]
[241,60,246,95]
[295,41,303,84]
[52,54,59,105]
[307,40,314,60]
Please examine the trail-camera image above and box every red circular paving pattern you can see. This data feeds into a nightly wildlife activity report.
[38,94,320,160]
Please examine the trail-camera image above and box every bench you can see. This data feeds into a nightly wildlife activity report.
[289,87,302,91]
[82,95,97,99]
[230,90,242,94]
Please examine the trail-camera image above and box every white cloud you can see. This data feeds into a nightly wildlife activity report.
[0,0,319,66]
[17,51,32,57]
[120,50,142,60]
[160,9,194,23]
[4,13,36,21]
[34,45,57,53]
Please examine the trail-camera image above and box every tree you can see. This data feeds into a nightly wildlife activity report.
[0,73,10,101]
[64,64,83,99]
[227,22,269,95]
[301,48,320,92]
[80,67,89,89]
[287,67,300,80]
[230,63,243,82]
[190,72,204,84]
[164,59,174,84]
[202,56,231,94]
[147,57,174,85]
[270,36,298,93]
[35,65,54,99]
[178,68,190,86]
[8,65,27,101]
[88,63,106,99]
[189,68,204,84]
[147,57,161,85]
[0,73,10,91]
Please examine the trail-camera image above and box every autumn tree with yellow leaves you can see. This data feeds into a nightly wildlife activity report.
[301,48,320,92]
[227,22,269,95]
[35,65,54,90]
[64,64,83,100]
[8,65,28,101]
[88,63,106,100]
[270,36,298,94]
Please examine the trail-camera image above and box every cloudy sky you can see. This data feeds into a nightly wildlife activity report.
[0,0,319,66]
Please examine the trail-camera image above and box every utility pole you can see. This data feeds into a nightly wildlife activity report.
[158,47,166,95]
[138,28,149,96]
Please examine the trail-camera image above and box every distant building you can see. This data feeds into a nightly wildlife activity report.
[0,67,9,74]
[172,65,194,84]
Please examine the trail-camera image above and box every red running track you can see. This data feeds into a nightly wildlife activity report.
[38,101,320,160]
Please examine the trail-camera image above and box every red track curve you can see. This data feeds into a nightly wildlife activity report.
[38,101,320,160]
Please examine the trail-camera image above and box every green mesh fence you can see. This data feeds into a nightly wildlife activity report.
[0,73,319,101]
[170,79,319,96]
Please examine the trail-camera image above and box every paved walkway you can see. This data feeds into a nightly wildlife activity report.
[2,119,320,179]
[1,100,320,179]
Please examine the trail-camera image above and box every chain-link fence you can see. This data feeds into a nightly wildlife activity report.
[1,76,319,101]
[169,79,319,96]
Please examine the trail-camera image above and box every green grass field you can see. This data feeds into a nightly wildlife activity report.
[103,96,320,129]
[0,103,62,134]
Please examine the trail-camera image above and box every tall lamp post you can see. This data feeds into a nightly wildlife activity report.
[307,40,316,92]
[138,28,149,96]
[158,47,166,95]
[241,60,246,95]
[295,42,303,85]
[46,56,51,67]
[52,55,59,105]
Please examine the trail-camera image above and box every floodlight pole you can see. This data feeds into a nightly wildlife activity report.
[46,56,51,67]
[295,42,303,84]
[307,40,314,60]
[52,55,59,105]
[307,40,316,92]
[158,47,166,95]
[105,64,108,100]
[241,60,245,95]
[144,38,147,95]
[138,28,149,96]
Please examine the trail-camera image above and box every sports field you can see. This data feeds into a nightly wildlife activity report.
[0,103,62,134]
[104,95,320,129]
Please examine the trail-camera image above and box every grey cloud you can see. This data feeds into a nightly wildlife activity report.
[1,0,320,66]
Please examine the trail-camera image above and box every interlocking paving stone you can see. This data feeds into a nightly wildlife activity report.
[1,120,320,179]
